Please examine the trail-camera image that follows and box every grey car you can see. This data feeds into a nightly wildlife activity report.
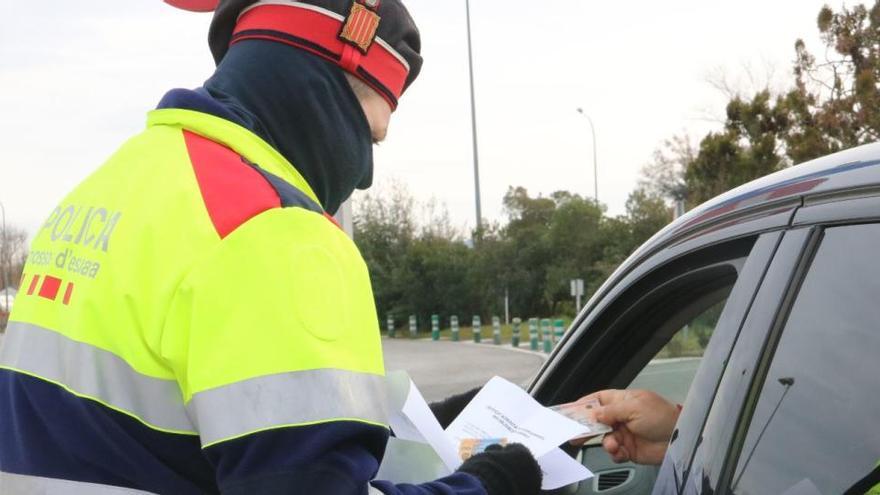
[531,143,880,494]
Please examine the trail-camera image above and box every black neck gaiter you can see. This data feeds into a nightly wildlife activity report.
[203,39,374,215]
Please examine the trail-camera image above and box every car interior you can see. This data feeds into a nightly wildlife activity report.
[538,242,752,495]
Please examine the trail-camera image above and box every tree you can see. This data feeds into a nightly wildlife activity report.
[592,215,632,286]
[592,191,670,290]
[353,183,417,321]
[395,234,476,322]
[640,134,695,204]
[543,192,604,315]
[783,2,880,162]
[626,190,672,247]
[641,92,790,209]
[354,185,672,327]
[497,187,556,316]
[686,90,789,206]
[467,223,514,317]
[1,224,28,330]
[354,183,479,326]
[0,224,27,291]
[648,2,880,208]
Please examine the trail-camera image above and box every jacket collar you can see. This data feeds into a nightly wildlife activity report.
[146,107,322,209]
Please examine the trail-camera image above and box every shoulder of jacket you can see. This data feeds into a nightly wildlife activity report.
[181,130,331,239]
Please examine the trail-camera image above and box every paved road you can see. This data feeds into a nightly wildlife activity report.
[629,357,702,404]
[382,339,546,402]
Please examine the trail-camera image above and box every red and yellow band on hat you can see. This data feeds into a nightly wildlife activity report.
[231,0,411,108]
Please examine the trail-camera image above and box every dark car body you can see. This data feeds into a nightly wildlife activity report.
[530,144,880,494]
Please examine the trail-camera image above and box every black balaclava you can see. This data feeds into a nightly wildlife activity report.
[204,38,373,215]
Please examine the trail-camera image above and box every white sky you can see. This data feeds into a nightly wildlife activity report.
[0,0,835,236]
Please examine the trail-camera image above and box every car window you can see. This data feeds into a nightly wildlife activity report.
[574,284,736,495]
[629,300,725,405]
[730,224,880,495]
[530,235,782,495]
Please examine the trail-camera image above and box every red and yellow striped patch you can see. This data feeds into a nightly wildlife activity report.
[23,272,75,305]
[339,2,381,53]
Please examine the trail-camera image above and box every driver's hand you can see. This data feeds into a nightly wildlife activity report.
[574,389,680,465]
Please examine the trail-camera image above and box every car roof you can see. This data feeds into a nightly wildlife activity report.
[566,141,880,351]
[633,141,880,262]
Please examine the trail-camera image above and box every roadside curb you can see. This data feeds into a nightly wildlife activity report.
[382,337,549,360]
[458,340,549,359]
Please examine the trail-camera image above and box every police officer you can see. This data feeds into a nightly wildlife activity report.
[0,1,541,494]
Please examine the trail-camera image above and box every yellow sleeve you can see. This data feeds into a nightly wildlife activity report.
[160,207,387,447]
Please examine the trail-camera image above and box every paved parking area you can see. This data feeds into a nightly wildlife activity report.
[382,339,547,402]
[629,357,702,404]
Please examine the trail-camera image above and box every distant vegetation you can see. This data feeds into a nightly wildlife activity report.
[355,183,671,327]
[643,2,880,207]
[356,1,880,328]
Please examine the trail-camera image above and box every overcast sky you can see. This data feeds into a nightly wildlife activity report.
[1,0,836,237]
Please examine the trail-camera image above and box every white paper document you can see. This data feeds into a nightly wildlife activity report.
[445,376,588,459]
[379,371,453,484]
[537,448,594,490]
[385,371,460,472]
[381,374,594,490]
[445,376,594,489]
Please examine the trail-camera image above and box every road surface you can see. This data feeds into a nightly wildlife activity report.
[629,357,702,404]
[382,339,546,402]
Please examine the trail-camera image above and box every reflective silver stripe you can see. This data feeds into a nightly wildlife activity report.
[368,485,386,495]
[0,321,195,433]
[0,471,157,495]
[188,368,389,446]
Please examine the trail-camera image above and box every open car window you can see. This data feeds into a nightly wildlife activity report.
[628,299,726,405]
[570,280,737,495]
[535,234,783,495]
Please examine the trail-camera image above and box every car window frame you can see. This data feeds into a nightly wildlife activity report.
[654,232,785,494]
[533,200,800,392]
[675,227,818,494]
[527,231,789,495]
[530,236,756,408]
[705,186,880,494]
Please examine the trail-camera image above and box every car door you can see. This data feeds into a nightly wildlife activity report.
[705,221,880,494]
[674,189,880,495]
[670,228,816,494]
[531,230,787,495]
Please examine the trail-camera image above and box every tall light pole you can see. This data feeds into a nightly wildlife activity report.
[576,108,598,203]
[465,0,483,233]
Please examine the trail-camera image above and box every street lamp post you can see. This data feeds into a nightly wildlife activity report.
[576,108,598,203]
[465,0,482,234]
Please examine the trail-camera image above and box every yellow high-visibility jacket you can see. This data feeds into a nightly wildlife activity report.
[0,105,395,494]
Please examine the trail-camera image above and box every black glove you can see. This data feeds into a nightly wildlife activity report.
[428,387,481,429]
[457,443,542,495]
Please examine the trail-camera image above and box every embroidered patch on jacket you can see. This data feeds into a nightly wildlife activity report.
[339,0,381,53]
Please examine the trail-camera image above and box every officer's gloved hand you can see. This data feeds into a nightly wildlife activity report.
[457,443,542,495]
[428,387,481,429]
